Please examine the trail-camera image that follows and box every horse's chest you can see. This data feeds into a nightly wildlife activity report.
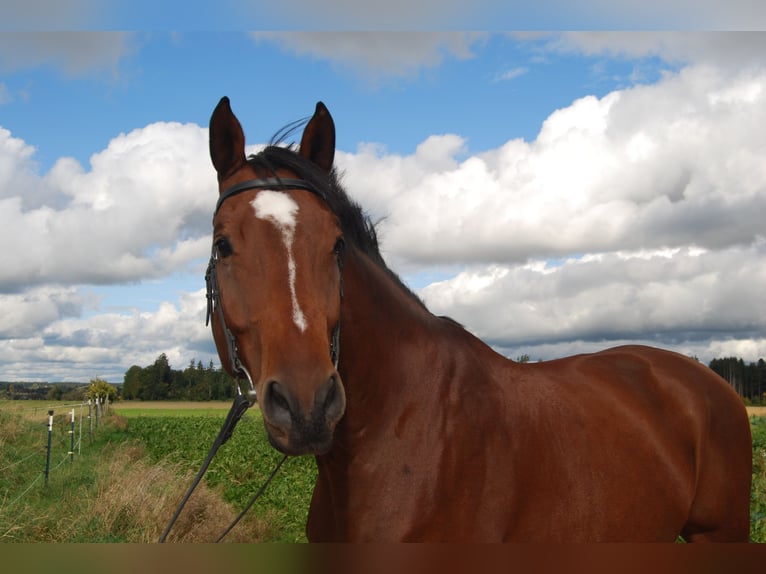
[312,434,507,541]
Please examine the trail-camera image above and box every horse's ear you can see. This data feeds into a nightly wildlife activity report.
[299,101,335,173]
[209,96,247,182]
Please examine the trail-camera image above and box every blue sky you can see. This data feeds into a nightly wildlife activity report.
[1,25,766,382]
[3,33,658,169]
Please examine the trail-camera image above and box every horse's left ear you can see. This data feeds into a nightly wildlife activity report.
[299,101,335,173]
[210,96,247,182]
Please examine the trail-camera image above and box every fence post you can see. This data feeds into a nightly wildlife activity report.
[44,409,53,487]
[69,409,75,463]
[78,402,84,455]
[88,399,93,444]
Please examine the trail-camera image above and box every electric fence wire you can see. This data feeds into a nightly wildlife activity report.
[50,452,70,472]
[2,472,42,509]
[2,451,79,512]
[1,406,88,512]
[0,450,41,473]
[3,401,87,415]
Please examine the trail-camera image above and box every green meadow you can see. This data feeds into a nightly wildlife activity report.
[1,399,765,542]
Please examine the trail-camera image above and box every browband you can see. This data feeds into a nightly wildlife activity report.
[215,177,320,216]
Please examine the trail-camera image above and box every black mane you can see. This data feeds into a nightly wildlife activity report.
[247,145,426,308]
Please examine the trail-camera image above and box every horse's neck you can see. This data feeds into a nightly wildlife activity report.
[336,249,437,422]
[310,249,510,540]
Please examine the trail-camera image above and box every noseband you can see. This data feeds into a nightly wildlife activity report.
[205,177,343,405]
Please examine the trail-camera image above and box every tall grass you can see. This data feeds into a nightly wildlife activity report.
[124,411,316,542]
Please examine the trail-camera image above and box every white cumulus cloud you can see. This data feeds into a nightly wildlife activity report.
[2,32,766,381]
[251,32,486,79]
[336,65,766,268]
[335,61,766,363]
[0,121,215,291]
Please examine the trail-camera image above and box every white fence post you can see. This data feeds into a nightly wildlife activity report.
[78,402,84,455]
[69,409,75,462]
[88,399,93,444]
[44,410,53,487]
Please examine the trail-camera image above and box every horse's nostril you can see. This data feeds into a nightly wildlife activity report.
[318,374,345,421]
[272,389,290,411]
[324,379,337,408]
[265,381,293,427]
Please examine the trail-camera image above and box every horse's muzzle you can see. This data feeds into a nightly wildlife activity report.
[261,373,346,455]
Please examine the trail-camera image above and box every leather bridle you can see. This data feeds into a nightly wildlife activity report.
[160,176,343,543]
[205,176,343,405]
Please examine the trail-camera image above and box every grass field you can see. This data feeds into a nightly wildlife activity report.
[113,399,314,542]
[1,399,765,542]
[120,403,316,542]
[114,400,235,418]
[0,399,313,542]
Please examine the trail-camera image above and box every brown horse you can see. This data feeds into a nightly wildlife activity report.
[207,97,752,542]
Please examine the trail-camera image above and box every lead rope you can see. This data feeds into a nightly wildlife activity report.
[159,250,285,543]
[158,371,289,543]
[160,178,343,542]
[159,393,253,542]
[215,453,288,542]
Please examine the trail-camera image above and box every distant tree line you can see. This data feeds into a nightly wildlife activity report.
[3,353,764,405]
[119,352,764,404]
[0,379,120,402]
[121,353,238,401]
[0,382,88,401]
[708,357,766,405]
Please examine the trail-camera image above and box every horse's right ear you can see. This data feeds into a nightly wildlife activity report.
[209,97,247,182]
[299,101,335,173]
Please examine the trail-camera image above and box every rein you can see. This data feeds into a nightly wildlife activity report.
[159,176,342,543]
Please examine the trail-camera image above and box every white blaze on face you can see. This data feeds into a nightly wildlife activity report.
[251,190,308,333]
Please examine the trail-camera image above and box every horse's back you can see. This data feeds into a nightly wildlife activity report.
[498,345,751,542]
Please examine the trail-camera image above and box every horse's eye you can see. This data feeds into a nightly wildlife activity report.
[215,237,233,258]
[333,237,346,260]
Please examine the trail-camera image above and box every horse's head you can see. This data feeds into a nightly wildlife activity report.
[207,97,346,455]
